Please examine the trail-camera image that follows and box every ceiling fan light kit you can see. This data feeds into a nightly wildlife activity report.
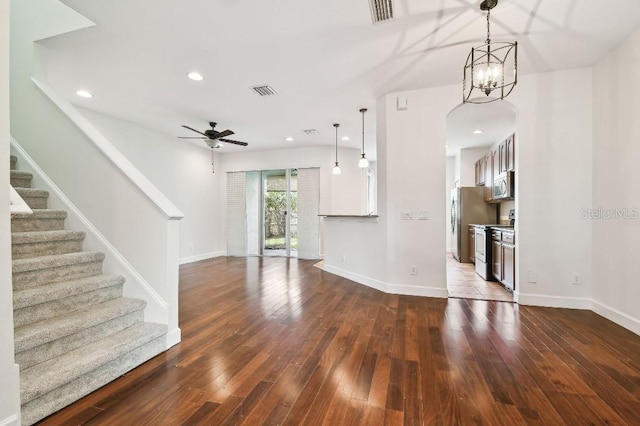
[332,123,341,175]
[463,0,517,104]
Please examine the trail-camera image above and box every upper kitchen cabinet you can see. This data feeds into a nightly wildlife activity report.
[506,134,515,171]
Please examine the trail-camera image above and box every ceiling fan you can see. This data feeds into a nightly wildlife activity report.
[179,121,249,148]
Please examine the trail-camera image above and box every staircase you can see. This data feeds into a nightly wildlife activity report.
[10,155,168,425]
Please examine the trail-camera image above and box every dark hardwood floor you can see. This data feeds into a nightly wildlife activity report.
[39,257,640,425]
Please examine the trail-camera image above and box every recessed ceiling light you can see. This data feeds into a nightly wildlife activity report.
[473,129,484,134]
[76,90,93,98]
[445,145,449,148]
[342,136,350,141]
[285,137,294,142]
[187,72,204,81]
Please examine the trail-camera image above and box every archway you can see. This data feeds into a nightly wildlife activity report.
[445,100,519,302]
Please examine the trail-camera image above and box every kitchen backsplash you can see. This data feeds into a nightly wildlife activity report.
[499,200,516,224]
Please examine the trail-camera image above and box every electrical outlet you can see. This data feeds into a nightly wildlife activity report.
[571,273,580,285]
[527,271,537,283]
[410,265,417,275]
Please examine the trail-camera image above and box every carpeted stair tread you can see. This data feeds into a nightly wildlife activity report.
[12,230,85,245]
[10,170,33,187]
[13,274,125,310]
[20,322,167,404]
[11,209,67,233]
[12,251,104,273]
[14,298,146,353]
[14,188,49,209]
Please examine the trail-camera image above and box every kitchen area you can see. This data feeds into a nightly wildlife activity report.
[447,132,516,302]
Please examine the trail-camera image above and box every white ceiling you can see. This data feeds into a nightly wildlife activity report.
[39,0,640,157]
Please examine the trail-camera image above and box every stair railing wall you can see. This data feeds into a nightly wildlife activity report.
[10,81,184,348]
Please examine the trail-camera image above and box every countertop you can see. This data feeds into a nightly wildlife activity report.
[469,224,515,232]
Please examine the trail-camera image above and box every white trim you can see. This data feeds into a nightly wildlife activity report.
[517,292,591,310]
[322,263,448,298]
[591,299,640,336]
[31,78,184,220]
[166,328,182,349]
[9,186,32,216]
[10,139,168,314]
[179,251,227,265]
[0,415,19,426]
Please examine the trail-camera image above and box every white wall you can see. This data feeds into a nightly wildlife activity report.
[76,108,225,263]
[323,89,454,297]
[324,68,594,309]
[1,0,21,422]
[512,68,593,308]
[591,26,640,334]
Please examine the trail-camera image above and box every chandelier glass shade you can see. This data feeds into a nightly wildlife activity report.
[463,0,517,104]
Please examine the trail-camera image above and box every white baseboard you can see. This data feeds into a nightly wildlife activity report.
[517,292,592,310]
[591,299,640,336]
[179,251,227,265]
[321,264,448,298]
[166,327,182,349]
[0,415,19,426]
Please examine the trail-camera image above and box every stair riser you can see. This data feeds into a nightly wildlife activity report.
[12,217,66,233]
[16,310,144,370]
[21,336,165,425]
[13,261,103,290]
[12,239,84,260]
[11,177,32,188]
[22,196,48,209]
[14,285,123,328]
[10,156,17,170]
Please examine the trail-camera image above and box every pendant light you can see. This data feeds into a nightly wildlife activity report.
[462,0,517,104]
[332,123,341,175]
[358,108,369,168]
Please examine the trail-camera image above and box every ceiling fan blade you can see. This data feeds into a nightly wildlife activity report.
[219,138,248,146]
[178,136,207,139]
[181,125,208,137]
[215,129,234,139]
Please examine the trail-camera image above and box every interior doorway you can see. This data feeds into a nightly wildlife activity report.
[262,169,298,257]
[445,100,518,303]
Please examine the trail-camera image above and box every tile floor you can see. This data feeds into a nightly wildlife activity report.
[447,253,514,302]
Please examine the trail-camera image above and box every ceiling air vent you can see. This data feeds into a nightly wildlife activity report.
[369,0,394,24]
[252,85,278,96]
[304,129,320,135]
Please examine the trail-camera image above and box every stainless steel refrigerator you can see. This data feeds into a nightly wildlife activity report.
[450,187,497,262]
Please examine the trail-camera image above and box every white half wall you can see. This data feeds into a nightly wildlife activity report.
[75,108,226,264]
[591,26,640,335]
[0,0,21,422]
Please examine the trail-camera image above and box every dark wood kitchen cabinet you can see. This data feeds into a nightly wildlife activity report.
[492,237,502,281]
[502,243,515,291]
[506,134,515,171]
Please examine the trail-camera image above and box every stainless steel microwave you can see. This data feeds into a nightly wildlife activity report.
[493,171,514,200]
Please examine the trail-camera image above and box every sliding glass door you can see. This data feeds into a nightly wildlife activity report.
[262,169,297,257]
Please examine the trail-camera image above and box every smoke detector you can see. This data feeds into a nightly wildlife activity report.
[369,0,394,24]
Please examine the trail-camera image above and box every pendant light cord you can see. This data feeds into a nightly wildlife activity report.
[334,123,339,163]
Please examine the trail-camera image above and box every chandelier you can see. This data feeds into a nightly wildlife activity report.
[463,0,517,104]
